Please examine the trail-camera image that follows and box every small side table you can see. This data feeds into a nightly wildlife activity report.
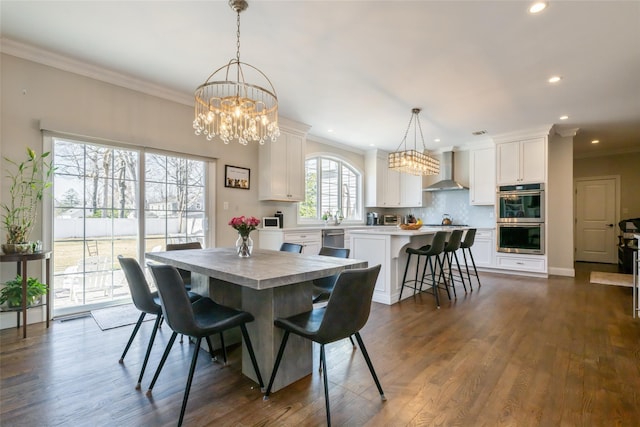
[0,251,51,338]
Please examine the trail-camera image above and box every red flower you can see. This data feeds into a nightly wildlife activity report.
[229,216,260,236]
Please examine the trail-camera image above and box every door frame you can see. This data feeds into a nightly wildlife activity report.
[573,175,620,263]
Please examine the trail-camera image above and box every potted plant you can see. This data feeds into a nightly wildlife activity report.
[1,147,54,253]
[0,275,48,308]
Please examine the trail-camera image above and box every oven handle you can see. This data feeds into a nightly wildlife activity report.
[498,190,543,196]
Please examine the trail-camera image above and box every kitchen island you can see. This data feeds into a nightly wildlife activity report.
[350,226,468,305]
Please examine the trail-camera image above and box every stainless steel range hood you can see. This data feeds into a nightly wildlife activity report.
[423,151,468,191]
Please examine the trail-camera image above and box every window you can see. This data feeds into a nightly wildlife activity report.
[51,137,209,314]
[299,156,362,222]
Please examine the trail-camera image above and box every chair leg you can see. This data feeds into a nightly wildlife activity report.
[177,337,202,427]
[136,314,163,390]
[240,324,264,391]
[468,248,481,287]
[219,332,228,365]
[398,254,412,301]
[436,255,452,300]
[146,331,178,395]
[348,335,356,348]
[264,330,290,398]
[462,248,473,291]
[445,253,457,298]
[353,332,386,400]
[119,312,145,363]
[453,251,468,293]
[320,344,331,427]
[205,336,216,361]
[430,257,441,308]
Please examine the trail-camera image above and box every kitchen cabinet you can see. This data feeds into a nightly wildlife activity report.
[400,173,423,207]
[257,229,321,255]
[496,137,546,185]
[468,229,495,267]
[495,253,546,273]
[259,126,307,202]
[469,147,496,205]
[365,149,422,208]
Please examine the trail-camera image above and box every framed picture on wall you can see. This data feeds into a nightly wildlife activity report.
[224,165,250,189]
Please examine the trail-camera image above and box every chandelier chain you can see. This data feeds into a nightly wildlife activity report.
[236,11,241,62]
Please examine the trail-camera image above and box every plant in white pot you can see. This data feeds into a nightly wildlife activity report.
[1,147,54,254]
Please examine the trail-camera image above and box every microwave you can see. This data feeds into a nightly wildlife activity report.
[262,217,280,228]
[382,215,399,225]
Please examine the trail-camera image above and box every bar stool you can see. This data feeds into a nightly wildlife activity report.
[459,229,481,289]
[442,229,467,297]
[398,231,450,307]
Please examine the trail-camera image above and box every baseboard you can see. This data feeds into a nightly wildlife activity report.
[548,267,575,277]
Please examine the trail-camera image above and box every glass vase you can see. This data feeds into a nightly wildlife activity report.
[236,233,253,257]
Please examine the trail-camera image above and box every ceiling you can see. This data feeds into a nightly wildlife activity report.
[2,1,639,157]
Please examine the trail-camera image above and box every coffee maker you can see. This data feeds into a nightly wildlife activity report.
[366,212,379,225]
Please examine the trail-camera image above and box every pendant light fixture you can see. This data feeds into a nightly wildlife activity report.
[193,0,279,145]
[388,108,440,176]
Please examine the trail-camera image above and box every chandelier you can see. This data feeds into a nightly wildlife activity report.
[193,0,279,145]
[388,108,440,176]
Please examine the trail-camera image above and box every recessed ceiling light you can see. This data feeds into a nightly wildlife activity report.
[559,115,569,120]
[548,76,562,83]
[369,143,375,147]
[434,138,441,143]
[327,129,334,133]
[529,2,548,14]
[591,140,600,144]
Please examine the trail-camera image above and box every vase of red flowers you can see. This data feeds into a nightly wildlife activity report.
[229,216,260,257]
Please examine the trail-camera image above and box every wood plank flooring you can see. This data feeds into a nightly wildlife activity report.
[1,263,639,426]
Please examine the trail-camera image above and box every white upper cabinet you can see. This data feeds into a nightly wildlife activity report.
[365,149,422,208]
[469,146,496,205]
[496,137,546,185]
[400,173,423,207]
[259,125,308,202]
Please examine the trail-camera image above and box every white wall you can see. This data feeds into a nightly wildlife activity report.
[547,133,575,276]
[0,52,367,327]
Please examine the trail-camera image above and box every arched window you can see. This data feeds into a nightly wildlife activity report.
[299,155,362,222]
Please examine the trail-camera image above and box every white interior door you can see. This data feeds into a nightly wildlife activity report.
[575,177,618,263]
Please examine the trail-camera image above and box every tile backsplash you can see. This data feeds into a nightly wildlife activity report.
[394,190,495,227]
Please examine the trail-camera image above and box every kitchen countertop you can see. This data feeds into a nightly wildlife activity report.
[258,225,492,232]
[349,225,469,236]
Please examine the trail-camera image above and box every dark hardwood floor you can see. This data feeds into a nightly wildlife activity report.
[2,263,639,426]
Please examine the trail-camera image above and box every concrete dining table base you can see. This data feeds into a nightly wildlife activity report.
[206,275,313,392]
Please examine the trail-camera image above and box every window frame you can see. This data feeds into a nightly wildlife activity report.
[298,154,363,225]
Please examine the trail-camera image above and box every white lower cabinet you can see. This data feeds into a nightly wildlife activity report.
[495,253,546,273]
[469,229,495,268]
[457,228,495,268]
[258,229,321,255]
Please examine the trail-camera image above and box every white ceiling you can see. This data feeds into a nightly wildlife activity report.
[2,1,640,157]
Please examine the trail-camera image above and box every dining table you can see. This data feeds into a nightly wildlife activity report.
[145,247,367,391]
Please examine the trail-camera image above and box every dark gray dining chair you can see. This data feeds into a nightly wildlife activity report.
[279,242,303,253]
[312,246,351,303]
[264,264,385,427]
[146,263,264,427]
[166,241,202,289]
[117,256,202,390]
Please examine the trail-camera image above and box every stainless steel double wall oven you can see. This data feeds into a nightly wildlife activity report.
[496,183,545,254]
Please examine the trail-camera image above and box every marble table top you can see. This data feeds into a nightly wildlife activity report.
[146,247,367,290]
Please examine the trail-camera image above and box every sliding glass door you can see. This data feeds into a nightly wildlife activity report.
[51,137,209,314]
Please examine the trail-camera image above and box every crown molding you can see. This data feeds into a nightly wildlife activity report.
[491,125,553,144]
[1,37,193,106]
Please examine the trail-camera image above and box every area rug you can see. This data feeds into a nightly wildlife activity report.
[91,304,156,331]
[590,271,634,288]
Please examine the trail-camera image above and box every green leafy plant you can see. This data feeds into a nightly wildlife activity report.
[0,275,48,308]
[1,147,54,244]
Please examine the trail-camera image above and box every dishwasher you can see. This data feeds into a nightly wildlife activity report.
[322,229,345,248]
